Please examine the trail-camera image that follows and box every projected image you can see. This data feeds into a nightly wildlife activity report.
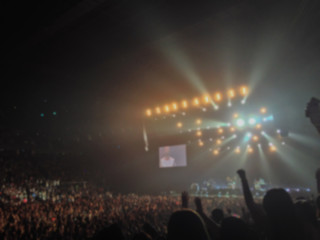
[159,144,187,168]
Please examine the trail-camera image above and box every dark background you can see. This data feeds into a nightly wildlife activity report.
[1,0,320,192]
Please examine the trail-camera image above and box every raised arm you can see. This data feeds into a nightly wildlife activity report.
[181,191,189,208]
[306,97,320,134]
[237,169,264,224]
[194,197,220,240]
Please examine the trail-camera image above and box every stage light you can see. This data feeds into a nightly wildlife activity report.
[248,118,256,125]
[177,122,183,128]
[256,124,262,129]
[198,141,204,147]
[235,147,241,154]
[230,127,235,132]
[216,139,222,145]
[233,134,237,138]
[281,141,286,145]
[252,135,259,141]
[193,98,200,106]
[261,131,266,135]
[218,128,224,134]
[155,107,161,114]
[203,95,210,104]
[240,86,248,96]
[228,89,235,98]
[215,92,222,102]
[276,129,281,134]
[270,145,277,152]
[213,149,219,155]
[196,130,202,137]
[172,103,178,111]
[182,100,188,108]
[228,102,232,107]
[241,99,246,104]
[233,113,239,118]
[146,109,152,116]
[214,105,219,110]
[196,119,202,125]
[247,147,253,153]
[164,105,170,113]
[260,107,267,114]
[236,119,245,127]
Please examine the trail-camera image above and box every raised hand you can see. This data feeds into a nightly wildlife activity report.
[181,191,189,208]
[194,197,203,213]
[237,169,246,179]
[306,97,320,133]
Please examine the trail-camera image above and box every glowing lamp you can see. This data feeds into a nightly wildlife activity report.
[172,103,178,111]
[203,95,210,104]
[240,86,248,96]
[228,89,235,98]
[193,98,200,106]
[248,118,256,125]
[182,100,188,108]
[236,119,245,127]
[260,107,267,114]
[196,119,202,125]
[146,109,152,116]
[235,147,241,154]
[215,93,222,102]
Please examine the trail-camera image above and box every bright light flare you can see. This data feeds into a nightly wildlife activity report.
[196,130,202,137]
[193,98,200,106]
[270,145,277,152]
[177,122,183,128]
[213,149,219,155]
[182,100,188,108]
[236,119,245,127]
[218,128,224,134]
[248,118,256,125]
[235,147,241,154]
[203,95,210,104]
[252,135,259,141]
[260,107,267,114]
[228,89,235,98]
[198,141,204,147]
[240,86,248,96]
[164,105,170,113]
[146,109,152,116]
[215,92,222,102]
[196,119,202,125]
[155,107,161,114]
[216,139,222,145]
[172,103,178,111]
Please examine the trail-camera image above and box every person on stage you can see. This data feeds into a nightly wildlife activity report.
[160,146,176,167]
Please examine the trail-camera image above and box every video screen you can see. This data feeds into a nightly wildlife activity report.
[159,144,187,168]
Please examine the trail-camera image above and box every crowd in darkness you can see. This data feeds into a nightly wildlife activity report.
[1,167,320,239]
[0,99,320,239]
